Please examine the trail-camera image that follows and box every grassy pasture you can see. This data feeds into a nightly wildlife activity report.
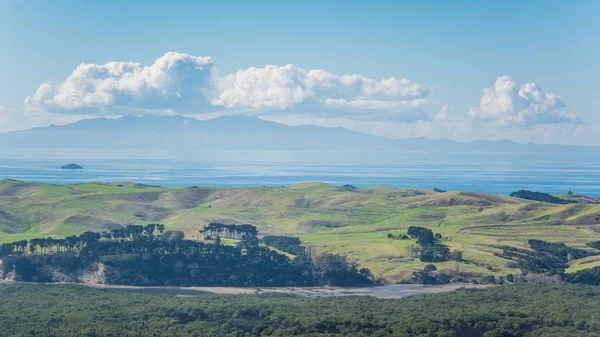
[1,179,599,281]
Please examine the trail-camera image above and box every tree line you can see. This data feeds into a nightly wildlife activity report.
[199,222,258,240]
[0,223,373,287]
[509,190,576,204]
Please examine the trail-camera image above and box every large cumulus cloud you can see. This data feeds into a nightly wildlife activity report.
[25,52,216,115]
[25,53,430,122]
[213,65,429,121]
[468,76,582,125]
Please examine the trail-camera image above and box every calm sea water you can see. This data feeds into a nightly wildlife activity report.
[0,148,599,196]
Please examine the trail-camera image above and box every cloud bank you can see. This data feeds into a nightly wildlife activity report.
[468,76,581,125]
[15,52,592,145]
[25,52,430,122]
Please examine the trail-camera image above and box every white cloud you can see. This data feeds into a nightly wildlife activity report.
[25,52,216,115]
[18,54,599,145]
[434,104,453,121]
[213,65,429,121]
[26,54,430,123]
[468,76,582,125]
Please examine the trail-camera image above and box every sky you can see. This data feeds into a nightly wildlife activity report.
[1,0,599,145]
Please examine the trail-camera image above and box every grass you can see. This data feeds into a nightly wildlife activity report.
[1,179,600,282]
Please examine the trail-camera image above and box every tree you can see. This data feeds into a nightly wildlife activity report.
[449,250,463,261]
[407,226,435,246]
[314,253,372,286]
[424,264,437,272]
[237,235,258,248]
[420,245,450,262]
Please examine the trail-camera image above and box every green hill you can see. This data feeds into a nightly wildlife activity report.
[1,179,599,282]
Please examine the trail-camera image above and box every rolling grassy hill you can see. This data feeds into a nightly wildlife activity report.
[1,179,599,282]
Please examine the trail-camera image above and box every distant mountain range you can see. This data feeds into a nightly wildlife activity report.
[0,115,598,153]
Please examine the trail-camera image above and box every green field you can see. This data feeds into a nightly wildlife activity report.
[1,179,599,282]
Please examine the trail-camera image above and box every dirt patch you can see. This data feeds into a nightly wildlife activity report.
[82,283,485,298]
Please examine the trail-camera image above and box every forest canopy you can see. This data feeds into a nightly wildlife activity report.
[2,283,600,336]
[0,224,372,287]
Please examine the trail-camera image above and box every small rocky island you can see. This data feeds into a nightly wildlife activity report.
[61,163,83,170]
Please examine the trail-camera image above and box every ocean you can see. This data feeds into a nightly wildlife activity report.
[0,148,599,195]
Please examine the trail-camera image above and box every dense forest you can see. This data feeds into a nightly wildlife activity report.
[509,190,576,204]
[0,223,372,287]
[2,283,600,336]
[494,239,600,285]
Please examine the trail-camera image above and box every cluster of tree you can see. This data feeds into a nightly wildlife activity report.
[261,235,305,256]
[493,239,600,286]
[433,188,446,193]
[0,224,373,287]
[199,222,258,239]
[587,241,600,251]
[409,264,453,285]
[0,240,27,255]
[496,239,595,275]
[4,283,600,336]
[406,226,462,262]
[565,266,600,285]
[509,190,576,204]
[0,225,167,258]
[386,233,409,240]
[102,223,165,241]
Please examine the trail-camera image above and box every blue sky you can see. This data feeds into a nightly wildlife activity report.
[1,0,599,144]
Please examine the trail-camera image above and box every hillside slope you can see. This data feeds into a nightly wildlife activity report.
[1,179,599,281]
